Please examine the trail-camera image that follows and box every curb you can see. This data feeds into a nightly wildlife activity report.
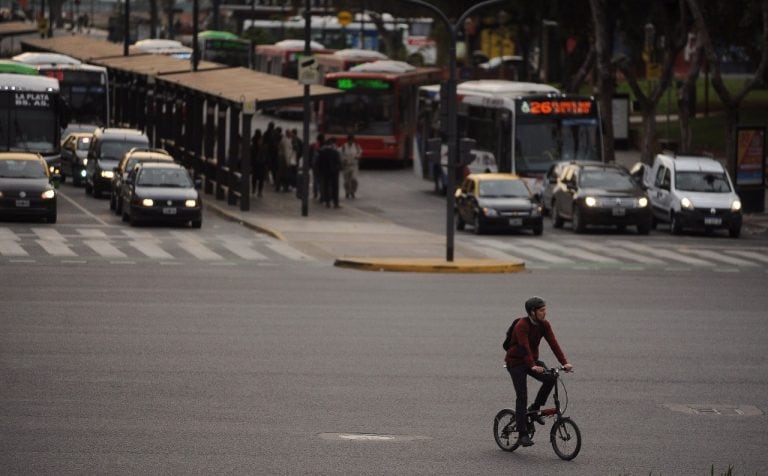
[204,202,286,241]
[334,257,526,273]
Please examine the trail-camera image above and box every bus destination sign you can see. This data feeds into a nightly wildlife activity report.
[519,99,593,116]
[14,92,51,108]
[335,78,392,91]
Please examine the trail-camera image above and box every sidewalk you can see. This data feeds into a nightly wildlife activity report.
[204,186,525,273]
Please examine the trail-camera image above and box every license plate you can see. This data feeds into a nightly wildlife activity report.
[162,207,177,215]
[704,217,722,225]
[612,207,626,216]
[508,218,523,226]
[15,199,30,207]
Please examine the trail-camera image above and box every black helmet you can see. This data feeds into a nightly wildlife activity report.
[525,296,546,315]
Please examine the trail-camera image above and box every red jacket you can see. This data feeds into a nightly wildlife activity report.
[504,317,568,369]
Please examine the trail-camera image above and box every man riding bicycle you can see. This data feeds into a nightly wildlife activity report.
[504,296,573,447]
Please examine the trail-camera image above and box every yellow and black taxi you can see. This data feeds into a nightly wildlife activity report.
[455,173,543,235]
[110,147,174,215]
[59,131,92,186]
[0,152,59,223]
[121,162,202,228]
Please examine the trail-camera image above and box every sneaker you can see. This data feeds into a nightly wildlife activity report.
[518,434,534,447]
[528,407,545,425]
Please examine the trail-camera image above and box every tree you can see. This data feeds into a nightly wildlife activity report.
[687,0,768,170]
[588,0,618,162]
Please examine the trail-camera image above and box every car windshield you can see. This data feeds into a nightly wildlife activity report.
[77,138,91,150]
[100,139,149,161]
[675,171,731,192]
[137,168,191,187]
[580,169,634,190]
[0,159,47,178]
[478,179,529,198]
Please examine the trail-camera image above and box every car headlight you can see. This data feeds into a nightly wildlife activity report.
[482,207,498,217]
[530,204,542,217]
[585,196,597,207]
[0,191,4,198]
[731,199,742,212]
[100,170,114,179]
[41,189,56,199]
[49,165,56,173]
[637,197,648,208]
[82,158,88,166]
[141,198,154,207]
[680,197,694,210]
[185,199,197,208]
[80,170,87,177]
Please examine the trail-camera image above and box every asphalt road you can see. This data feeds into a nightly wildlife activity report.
[2,170,767,475]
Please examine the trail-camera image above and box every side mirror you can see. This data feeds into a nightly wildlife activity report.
[548,176,557,185]
[533,192,543,203]
[566,181,577,191]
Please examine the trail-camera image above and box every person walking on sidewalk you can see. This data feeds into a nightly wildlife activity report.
[278,128,297,192]
[317,138,341,208]
[340,134,362,199]
[250,129,266,197]
[310,134,325,200]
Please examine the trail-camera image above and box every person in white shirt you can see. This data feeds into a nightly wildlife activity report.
[340,134,362,199]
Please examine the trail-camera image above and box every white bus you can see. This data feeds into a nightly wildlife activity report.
[417,80,603,194]
[0,73,66,171]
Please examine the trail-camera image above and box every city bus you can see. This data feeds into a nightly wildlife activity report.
[416,80,603,193]
[0,60,39,76]
[320,60,443,163]
[0,73,67,172]
[253,39,333,79]
[315,48,388,77]
[13,52,109,128]
[198,30,251,67]
[245,14,436,64]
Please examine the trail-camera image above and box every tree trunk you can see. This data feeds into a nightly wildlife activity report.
[588,0,616,162]
[565,45,595,94]
[641,106,659,158]
[676,31,703,154]
[149,0,158,38]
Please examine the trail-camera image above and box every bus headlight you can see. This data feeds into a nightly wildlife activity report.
[41,189,56,199]
[637,197,648,208]
[100,170,114,179]
[681,197,694,210]
[585,196,598,207]
[731,199,742,212]
[141,198,154,207]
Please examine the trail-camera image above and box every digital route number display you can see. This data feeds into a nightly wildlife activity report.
[518,100,594,116]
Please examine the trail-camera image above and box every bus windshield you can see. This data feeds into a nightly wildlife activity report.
[324,90,394,135]
[6,109,57,153]
[516,118,600,174]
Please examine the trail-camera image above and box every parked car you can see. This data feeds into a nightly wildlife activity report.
[455,173,543,235]
[542,160,603,216]
[639,153,742,237]
[110,148,173,214]
[0,152,58,223]
[122,162,202,228]
[551,162,652,234]
[84,128,150,198]
[59,132,92,186]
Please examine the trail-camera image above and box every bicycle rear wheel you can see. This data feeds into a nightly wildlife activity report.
[493,409,519,452]
[550,417,581,460]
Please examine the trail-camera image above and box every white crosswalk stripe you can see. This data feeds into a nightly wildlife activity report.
[520,239,620,264]
[479,239,573,264]
[607,241,714,266]
[266,241,314,261]
[129,240,174,259]
[32,228,66,241]
[724,250,768,265]
[570,239,666,265]
[36,239,76,257]
[78,228,108,238]
[0,239,28,256]
[681,248,757,267]
[84,239,126,258]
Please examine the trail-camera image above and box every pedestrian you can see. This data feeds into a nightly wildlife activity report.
[278,128,297,192]
[340,134,362,199]
[262,122,278,187]
[310,133,324,200]
[504,297,573,448]
[250,128,266,197]
[316,137,341,208]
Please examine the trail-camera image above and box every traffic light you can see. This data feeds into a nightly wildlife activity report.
[458,138,476,167]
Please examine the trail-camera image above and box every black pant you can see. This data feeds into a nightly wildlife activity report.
[321,172,339,207]
[507,360,556,435]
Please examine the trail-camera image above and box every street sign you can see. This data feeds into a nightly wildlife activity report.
[337,10,353,27]
[298,55,319,85]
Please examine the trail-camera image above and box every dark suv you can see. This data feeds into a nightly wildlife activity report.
[84,128,150,197]
[550,163,652,234]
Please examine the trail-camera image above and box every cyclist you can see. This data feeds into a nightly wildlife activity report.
[504,296,573,447]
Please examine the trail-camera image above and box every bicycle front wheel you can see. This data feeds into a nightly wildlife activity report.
[493,409,519,452]
[550,417,581,460]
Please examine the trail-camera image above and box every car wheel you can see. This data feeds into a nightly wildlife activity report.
[728,226,741,238]
[84,180,92,194]
[473,213,484,235]
[650,215,657,230]
[46,212,57,224]
[572,206,586,233]
[637,221,651,235]
[129,213,140,227]
[551,201,564,228]
[531,221,543,236]
[670,212,683,235]
[456,211,465,231]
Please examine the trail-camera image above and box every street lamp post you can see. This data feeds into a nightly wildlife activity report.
[394,0,510,262]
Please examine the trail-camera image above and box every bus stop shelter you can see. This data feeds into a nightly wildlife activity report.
[0,22,39,56]
[21,35,127,62]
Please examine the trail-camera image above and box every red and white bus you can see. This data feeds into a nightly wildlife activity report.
[321,60,442,163]
[315,48,388,77]
[253,39,334,79]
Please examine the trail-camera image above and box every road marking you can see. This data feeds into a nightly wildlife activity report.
[608,241,713,266]
[85,239,126,258]
[680,248,757,267]
[121,229,154,239]
[78,228,108,238]
[481,240,573,264]
[0,227,20,240]
[32,227,66,241]
[266,241,314,261]
[36,239,76,257]
[520,239,619,263]
[725,250,768,265]
[56,190,110,226]
[476,244,526,263]
[220,239,268,260]
[572,239,665,265]
[129,240,174,259]
[175,238,224,260]
[0,239,28,256]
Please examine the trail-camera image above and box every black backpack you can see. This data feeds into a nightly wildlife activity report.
[502,318,522,351]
